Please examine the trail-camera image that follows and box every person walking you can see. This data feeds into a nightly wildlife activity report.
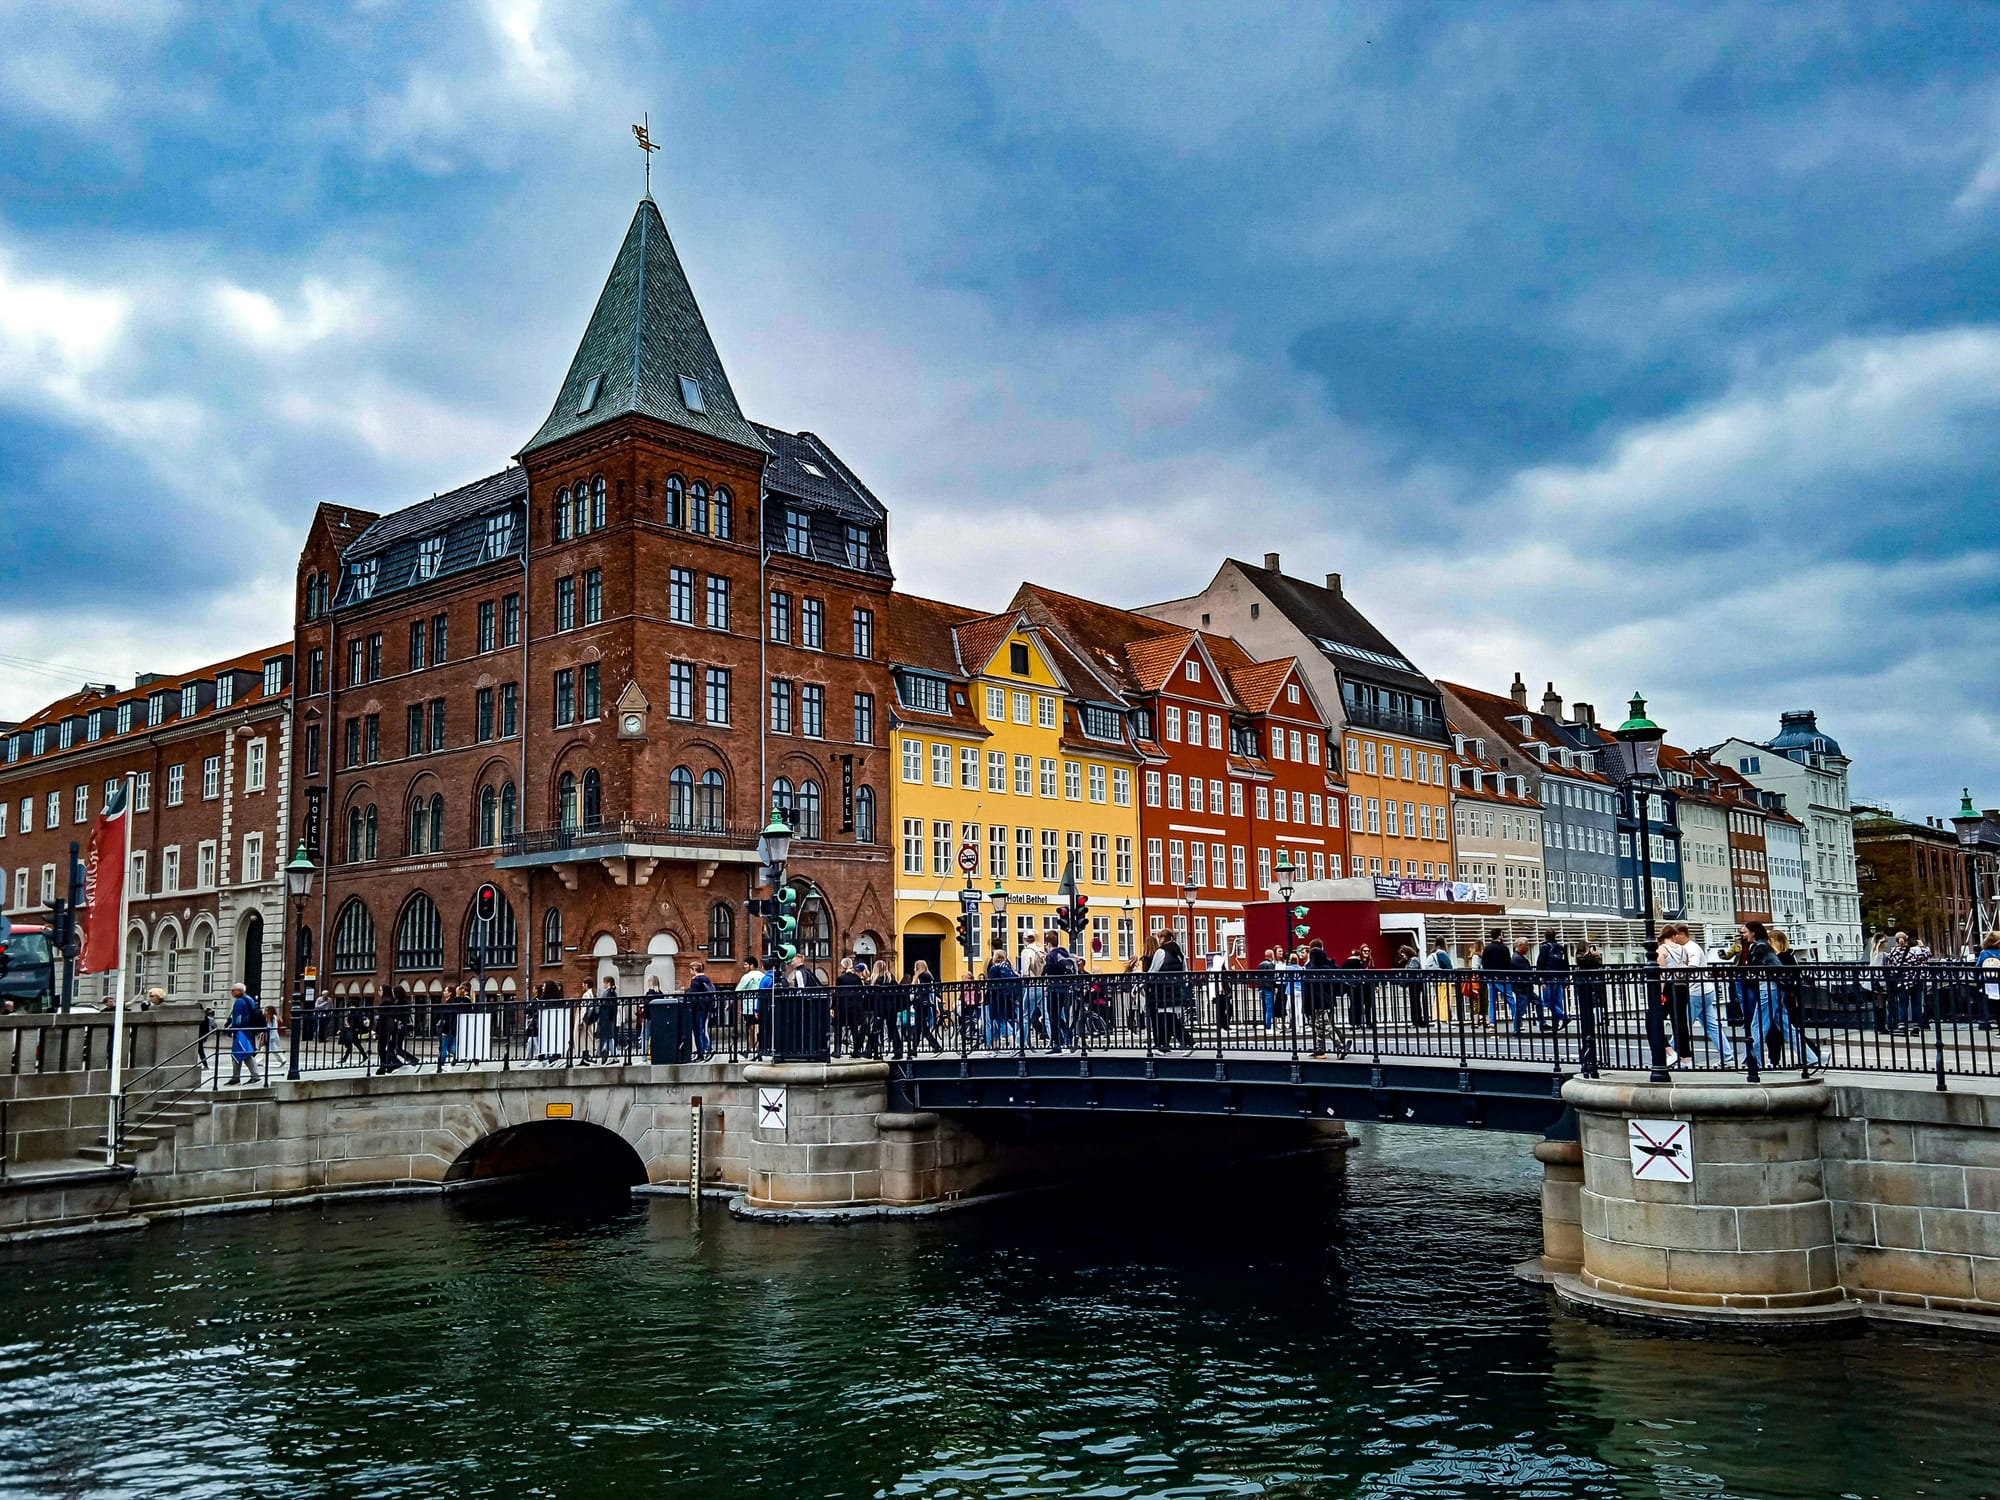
[1018,930,1048,1049]
[910,959,941,1052]
[1535,930,1571,1030]
[1510,938,1540,1033]
[1735,921,1778,1069]
[734,959,768,1055]
[1426,938,1454,1026]
[983,949,1020,1049]
[1256,947,1280,1031]
[1336,943,1368,1032]
[1768,928,1821,1075]
[1042,926,1077,1051]
[1882,930,1932,1036]
[686,962,716,1057]
[1685,932,1736,1069]
[1396,943,1426,1028]
[834,959,868,1058]
[1479,930,1514,1029]
[226,983,263,1085]
[1656,924,1695,1065]
[1974,929,2000,1033]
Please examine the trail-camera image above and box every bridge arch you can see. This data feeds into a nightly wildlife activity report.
[444,1117,647,1187]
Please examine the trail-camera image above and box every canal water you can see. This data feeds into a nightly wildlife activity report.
[2,1128,1994,1499]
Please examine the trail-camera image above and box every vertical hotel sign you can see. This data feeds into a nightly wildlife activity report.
[840,755,855,834]
[304,786,325,860]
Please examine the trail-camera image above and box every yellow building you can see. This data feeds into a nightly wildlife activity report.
[886,596,1146,981]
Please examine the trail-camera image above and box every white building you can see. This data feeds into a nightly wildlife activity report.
[1765,814,1809,938]
[1706,712,1862,959]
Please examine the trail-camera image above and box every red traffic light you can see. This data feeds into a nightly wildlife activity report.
[475,883,500,923]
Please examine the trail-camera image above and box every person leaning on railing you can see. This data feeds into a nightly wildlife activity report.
[1881,931,1932,1037]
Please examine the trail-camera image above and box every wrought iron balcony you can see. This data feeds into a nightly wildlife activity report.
[500,814,758,861]
[1340,699,1450,743]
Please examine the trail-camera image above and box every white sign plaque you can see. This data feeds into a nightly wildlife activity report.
[1628,1118,1691,1183]
[757,1087,788,1133]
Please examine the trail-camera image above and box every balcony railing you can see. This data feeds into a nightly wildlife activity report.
[502,814,757,859]
[1341,700,1450,743]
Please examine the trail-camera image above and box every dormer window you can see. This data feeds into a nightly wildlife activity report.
[58,719,74,749]
[351,558,378,601]
[180,684,199,718]
[843,523,869,568]
[416,535,444,579]
[785,508,812,556]
[679,375,706,412]
[216,675,235,709]
[485,512,514,558]
[577,374,603,414]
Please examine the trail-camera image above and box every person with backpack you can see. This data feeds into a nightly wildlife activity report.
[983,951,1019,1048]
[1535,930,1571,1031]
[686,962,717,1057]
[1478,930,1514,1030]
[1256,948,1280,1031]
[734,959,768,1056]
[1042,926,1077,1051]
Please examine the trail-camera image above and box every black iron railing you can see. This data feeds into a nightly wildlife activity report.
[503,815,755,858]
[172,963,1998,1090]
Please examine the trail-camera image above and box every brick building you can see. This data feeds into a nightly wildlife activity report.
[1856,805,1973,954]
[290,196,896,1001]
[0,645,293,1005]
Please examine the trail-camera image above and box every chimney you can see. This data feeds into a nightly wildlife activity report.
[1573,701,1596,728]
[1510,672,1527,709]
[1541,682,1562,720]
[1263,552,1281,572]
[1325,572,1343,597]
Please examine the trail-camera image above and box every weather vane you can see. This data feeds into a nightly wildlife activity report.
[632,113,660,196]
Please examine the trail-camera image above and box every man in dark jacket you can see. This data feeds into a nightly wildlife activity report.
[834,960,867,1057]
[1479,930,1514,1028]
[1510,939,1540,1033]
[1535,931,1570,1028]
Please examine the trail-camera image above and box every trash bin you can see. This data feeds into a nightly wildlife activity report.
[648,999,692,1064]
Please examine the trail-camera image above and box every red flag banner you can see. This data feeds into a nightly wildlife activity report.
[78,779,129,975]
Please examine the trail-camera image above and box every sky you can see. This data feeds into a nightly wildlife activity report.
[0,1,1996,817]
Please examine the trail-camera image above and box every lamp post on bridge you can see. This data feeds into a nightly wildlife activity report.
[1607,693,1669,1084]
[283,841,317,1081]
[1274,851,1298,955]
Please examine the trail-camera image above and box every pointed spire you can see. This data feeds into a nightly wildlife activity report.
[521,198,768,457]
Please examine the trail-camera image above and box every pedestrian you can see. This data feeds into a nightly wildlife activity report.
[1256,947,1280,1031]
[592,978,621,1062]
[1882,930,1932,1036]
[197,999,215,1067]
[686,961,716,1057]
[1768,928,1821,1075]
[1018,929,1048,1048]
[374,994,406,1076]
[1510,938,1540,1033]
[438,983,463,1069]
[1686,932,1736,1069]
[1736,921,1778,1069]
[910,958,941,1052]
[1479,929,1514,1029]
[1426,938,1454,1026]
[1396,944,1426,1028]
[226,983,263,1085]
[1976,929,2000,1033]
[734,959,767,1055]
[337,999,363,1067]
[1535,929,1571,1029]
[1656,924,1694,1064]
[1336,943,1367,1032]
[984,949,1020,1048]
[1043,926,1077,1051]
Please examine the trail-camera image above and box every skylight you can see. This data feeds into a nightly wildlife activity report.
[576,374,602,414]
[798,459,825,478]
[679,375,706,412]
[1312,635,1415,673]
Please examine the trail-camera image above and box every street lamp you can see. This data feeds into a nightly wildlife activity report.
[283,841,317,1081]
[989,876,1010,967]
[1607,692,1668,1082]
[1182,878,1199,962]
[1951,789,1999,951]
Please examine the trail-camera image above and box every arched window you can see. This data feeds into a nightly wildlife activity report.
[198,930,216,994]
[665,475,684,528]
[542,907,563,966]
[571,485,588,537]
[479,786,497,847]
[408,796,429,856]
[698,769,725,832]
[855,784,876,844]
[796,779,822,840]
[332,898,377,973]
[467,889,518,970]
[714,487,733,540]
[364,805,378,861]
[708,902,735,960]
[395,893,444,970]
[429,792,445,853]
[500,782,518,841]
[554,487,572,541]
[582,769,601,829]
[770,777,794,826]
[669,767,694,830]
[558,772,578,830]
[346,806,363,864]
[690,481,710,534]
[590,475,606,532]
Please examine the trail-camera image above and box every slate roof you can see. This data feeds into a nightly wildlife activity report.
[885,593,984,679]
[335,467,528,607]
[755,425,887,523]
[522,198,767,458]
[1228,558,1437,698]
[1446,715,1541,808]
[1438,680,1613,786]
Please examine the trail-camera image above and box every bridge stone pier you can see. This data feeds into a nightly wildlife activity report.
[1538,1074,2000,1331]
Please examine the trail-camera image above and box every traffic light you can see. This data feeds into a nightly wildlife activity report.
[955,912,975,952]
[1291,904,1311,941]
[1071,893,1090,937]
[773,884,800,961]
[475,883,500,924]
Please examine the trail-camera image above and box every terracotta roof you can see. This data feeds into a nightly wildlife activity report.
[1009,582,1177,697]
[885,593,984,678]
[952,612,1023,680]
[1122,630,1195,694]
[1224,659,1293,715]
[5,643,291,763]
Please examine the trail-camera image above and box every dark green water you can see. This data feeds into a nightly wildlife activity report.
[1,1128,1993,1499]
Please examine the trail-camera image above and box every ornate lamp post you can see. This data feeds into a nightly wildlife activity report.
[1182,878,1199,963]
[1274,851,1297,954]
[1607,693,1668,1082]
[283,841,317,1081]
[1951,790,2000,954]
[989,876,1010,971]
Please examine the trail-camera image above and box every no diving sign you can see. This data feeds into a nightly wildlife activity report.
[1629,1119,1691,1183]
[757,1087,788,1133]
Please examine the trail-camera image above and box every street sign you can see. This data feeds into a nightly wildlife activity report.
[957,842,979,874]
[1629,1119,1691,1183]
[959,888,983,908]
